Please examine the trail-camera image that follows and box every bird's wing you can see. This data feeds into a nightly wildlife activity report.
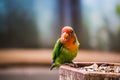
[52,39,63,63]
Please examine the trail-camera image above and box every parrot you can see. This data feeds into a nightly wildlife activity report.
[50,26,80,70]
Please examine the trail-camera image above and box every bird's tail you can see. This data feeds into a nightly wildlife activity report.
[50,63,56,70]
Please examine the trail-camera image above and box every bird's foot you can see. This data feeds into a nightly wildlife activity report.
[64,62,78,68]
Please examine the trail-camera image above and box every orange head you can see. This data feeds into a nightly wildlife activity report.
[60,26,79,51]
[60,26,74,43]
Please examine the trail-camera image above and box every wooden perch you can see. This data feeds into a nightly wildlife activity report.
[59,62,120,80]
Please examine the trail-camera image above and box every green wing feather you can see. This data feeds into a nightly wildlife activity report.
[52,39,63,63]
[50,39,63,70]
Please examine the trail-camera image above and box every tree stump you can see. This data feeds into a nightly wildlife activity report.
[59,62,120,80]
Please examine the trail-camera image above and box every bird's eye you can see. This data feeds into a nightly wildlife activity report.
[70,30,73,33]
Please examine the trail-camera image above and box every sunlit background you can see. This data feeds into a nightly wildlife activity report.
[0,0,120,80]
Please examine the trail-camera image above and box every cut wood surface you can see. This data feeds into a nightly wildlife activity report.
[59,62,120,80]
[0,49,120,65]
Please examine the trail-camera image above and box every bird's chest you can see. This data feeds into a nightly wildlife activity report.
[60,46,77,61]
[64,39,79,51]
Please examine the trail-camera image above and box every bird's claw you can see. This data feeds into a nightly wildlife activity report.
[64,62,78,68]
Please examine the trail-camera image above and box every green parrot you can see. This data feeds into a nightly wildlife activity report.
[50,26,80,70]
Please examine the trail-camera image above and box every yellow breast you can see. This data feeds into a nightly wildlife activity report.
[64,36,79,51]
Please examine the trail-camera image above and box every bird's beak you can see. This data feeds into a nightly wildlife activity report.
[61,32,69,41]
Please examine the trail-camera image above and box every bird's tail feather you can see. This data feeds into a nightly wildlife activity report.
[50,63,56,70]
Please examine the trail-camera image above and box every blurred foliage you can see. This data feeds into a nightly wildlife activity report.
[0,0,39,48]
[0,0,120,52]
[116,4,120,16]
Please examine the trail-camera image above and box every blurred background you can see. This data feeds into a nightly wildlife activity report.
[0,0,120,80]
